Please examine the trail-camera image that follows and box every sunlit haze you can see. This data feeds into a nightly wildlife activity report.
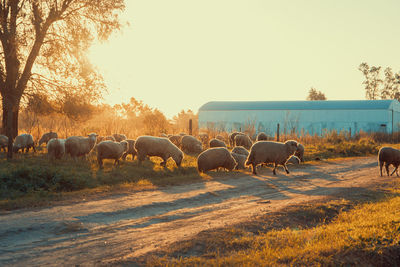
[88,0,400,119]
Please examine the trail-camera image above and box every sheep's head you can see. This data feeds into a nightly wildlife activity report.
[88,133,98,147]
[173,152,184,167]
[120,140,129,152]
[285,140,298,154]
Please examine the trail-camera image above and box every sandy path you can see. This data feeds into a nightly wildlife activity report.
[0,156,392,266]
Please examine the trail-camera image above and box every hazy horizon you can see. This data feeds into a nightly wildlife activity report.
[88,0,400,119]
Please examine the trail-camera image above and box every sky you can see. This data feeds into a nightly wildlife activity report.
[88,0,400,119]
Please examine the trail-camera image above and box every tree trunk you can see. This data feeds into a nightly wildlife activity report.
[3,95,20,159]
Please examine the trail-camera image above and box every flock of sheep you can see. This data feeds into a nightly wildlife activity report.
[3,130,400,177]
[0,131,306,175]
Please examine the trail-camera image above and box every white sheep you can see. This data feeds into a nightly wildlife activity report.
[286,155,301,165]
[181,135,203,154]
[38,131,58,147]
[231,152,247,170]
[135,136,184,167]
[122,139,137,161]
[197,147,237,173]
[378,146,400,176]
[112,133,127,142]
[228,132,243,147]
[245,140,298,175]
[65,133,98,160]
[234,134,253,150]
[0,135,8,152]
[256,132,268,141]
[97,140,128,168]
[294,143,305,162]
[209,138,227,148]
[231,146,249,157]
[47,138,66,160]
[13,134,36,153]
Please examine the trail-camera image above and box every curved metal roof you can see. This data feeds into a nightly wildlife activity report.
[199,100,400,111]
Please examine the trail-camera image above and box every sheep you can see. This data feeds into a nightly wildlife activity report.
[256,132,268,141]
[135,136,184,167]
[228,132,243,147]
[65,133,98,160]
[97,140,128,168]
[234,134,253,150]
[378,146,400,176]
[209,138,227,148]
[245,140,298,175]
[181,135,203,154]
[197,147,237,173]
[168,135,182,147]
[215,135,225,142]
[47,138,66,160]
[122,139,137,161]
[231,146,249,157]
[38,131,58,147]
[112,133,127,142]
[13,134,36,153]
[231,152,247,170]
[97,135,116,144]
[286,155,301,165]
[0,135,8,152]
[294,143,305,162]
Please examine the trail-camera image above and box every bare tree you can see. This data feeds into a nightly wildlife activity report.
[0,0,125,158]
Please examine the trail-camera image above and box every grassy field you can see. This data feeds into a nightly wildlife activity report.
[144,181,400,266]
[0,137,389,210]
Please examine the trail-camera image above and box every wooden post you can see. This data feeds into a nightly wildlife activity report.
[189,119,193,135]
[276,123,280,141]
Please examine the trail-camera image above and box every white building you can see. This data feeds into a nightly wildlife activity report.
[198,100,400,136]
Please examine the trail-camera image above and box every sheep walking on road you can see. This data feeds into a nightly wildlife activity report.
[378,146,400,176]
[246,140,298,175]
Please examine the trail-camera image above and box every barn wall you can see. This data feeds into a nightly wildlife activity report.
[198,109,393,136]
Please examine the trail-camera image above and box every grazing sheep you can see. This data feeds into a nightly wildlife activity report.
[0,135,8,152]
[231,152,247,170]
[378,146,400,176]
[47,138,66,160]
[181,135,203,154]
[256,132,268,141]
[135,136,184,167]
[13,134,36,153]
[245,140,298,175]
[65,133,98,160]
[286,155,301,165]
[197,147,237,173]
[97,140,128,168]
[38,131,58,147]
[209,138,227,148]
[228,132,243,147]
[234,134,253,150]
[122,139,137,161]
[294,143,305,162]
[112,133,127,142]
[168,135,182,147]
[97,135,116,144]
[231,146,249,157]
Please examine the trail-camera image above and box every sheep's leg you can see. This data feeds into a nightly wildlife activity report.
[272,163,277,175]
[390,165,398,176]
[385,163,390,176]
[98,157,103,169]
[252,163,257,175]
[283,163,290,174]
[160,158,167,167]
[379,161,384,176]
[32,145,36,153]
[122,152,127,161]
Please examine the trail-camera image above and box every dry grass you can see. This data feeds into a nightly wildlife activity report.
[144,182,400,266]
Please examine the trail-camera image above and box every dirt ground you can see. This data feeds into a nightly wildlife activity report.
[0,156,395,266]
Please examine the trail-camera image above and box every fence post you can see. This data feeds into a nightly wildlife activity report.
[276,123,280,141]
[189,119,192,135]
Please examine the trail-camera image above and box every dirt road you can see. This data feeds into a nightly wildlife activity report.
[0,156,392,266]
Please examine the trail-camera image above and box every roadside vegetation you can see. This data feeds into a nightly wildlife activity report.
[0,130,395,210]
[144,181,400,266]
